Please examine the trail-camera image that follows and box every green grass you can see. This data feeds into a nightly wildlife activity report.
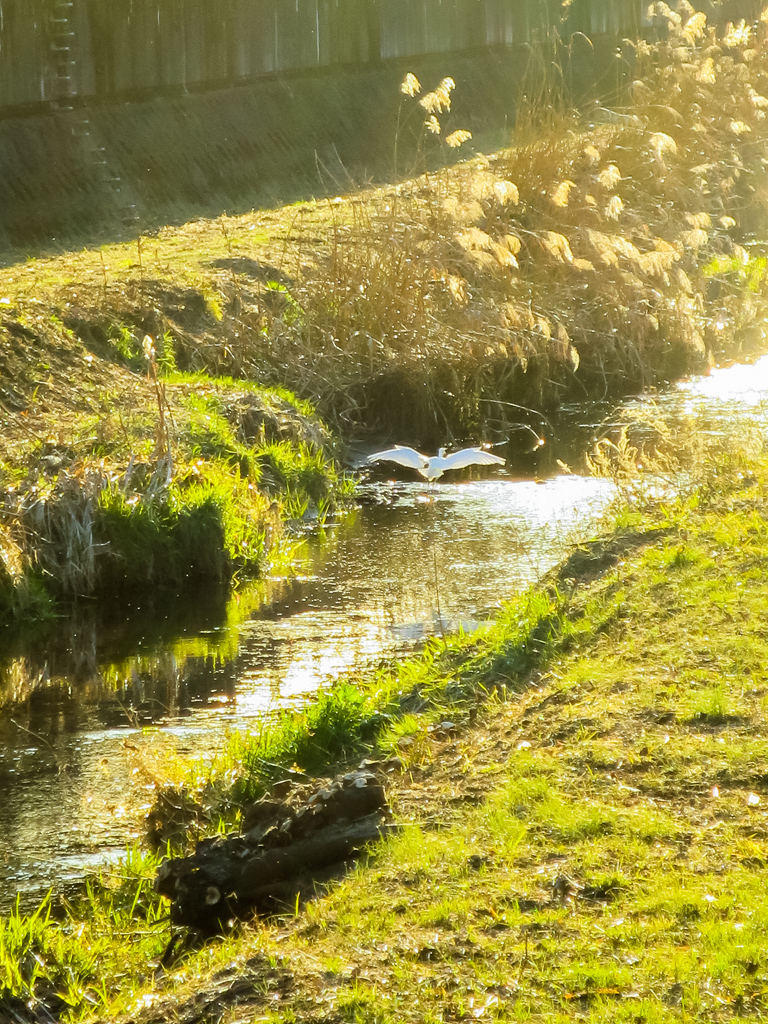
[64,444,767,1024]
[95,482,232,587]
[7,447,768,1020]
[0,847,167,1019]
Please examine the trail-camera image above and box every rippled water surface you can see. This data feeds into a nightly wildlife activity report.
[2,353,768,908]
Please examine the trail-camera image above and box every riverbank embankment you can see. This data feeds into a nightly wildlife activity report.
[3,416,768,1021]
[2,2,767,620]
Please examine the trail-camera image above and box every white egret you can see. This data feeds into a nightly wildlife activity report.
[367,445,506,481]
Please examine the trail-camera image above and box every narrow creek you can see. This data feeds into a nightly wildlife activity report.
[2,354,768,912]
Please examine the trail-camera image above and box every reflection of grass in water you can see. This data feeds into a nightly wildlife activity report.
[119,534,314,666]
[139,518,349,670]
[0,532,317,706]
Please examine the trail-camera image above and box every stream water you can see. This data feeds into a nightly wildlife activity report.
[2,354,768,912]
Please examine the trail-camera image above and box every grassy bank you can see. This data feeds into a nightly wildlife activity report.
[3,430,768,1020]
[1,3,767,454]
[3,1,768,611]
[0,310,350,625]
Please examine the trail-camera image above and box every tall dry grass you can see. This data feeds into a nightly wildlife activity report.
[187,0,768,445]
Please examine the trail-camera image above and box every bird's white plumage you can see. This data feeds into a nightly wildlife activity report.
[368,445,505,481]
[366,445,428,471]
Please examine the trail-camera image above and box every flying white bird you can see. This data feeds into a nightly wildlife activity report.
[367,445,506,482]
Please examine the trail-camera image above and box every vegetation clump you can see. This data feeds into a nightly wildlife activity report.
[0,316,349,624]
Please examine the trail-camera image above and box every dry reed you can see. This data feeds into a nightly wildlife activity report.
[139,0,768,446]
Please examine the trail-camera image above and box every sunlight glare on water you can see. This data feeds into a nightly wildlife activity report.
[678,352,768,405]
[225,474,616,712]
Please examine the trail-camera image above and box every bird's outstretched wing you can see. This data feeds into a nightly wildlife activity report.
[367,446,429,471]
[440,447,506,472]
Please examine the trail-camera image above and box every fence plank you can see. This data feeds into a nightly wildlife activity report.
[0,0,51,106]
[159,0,187,88]
[0,0,646,111]
[72,0,96,97]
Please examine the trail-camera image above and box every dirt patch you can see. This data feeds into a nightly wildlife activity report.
[221,390,331,451]
[555,527,675,585]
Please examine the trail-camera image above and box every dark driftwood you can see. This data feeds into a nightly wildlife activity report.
[154,770,395,932]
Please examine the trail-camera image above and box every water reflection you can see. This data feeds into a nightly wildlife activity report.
[0,473,616,907]
[678,351,768,406]
[3,353,768,908]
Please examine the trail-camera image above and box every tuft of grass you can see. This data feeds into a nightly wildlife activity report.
[232,682,376,798]
[685,682,739,724]
[0,847,167,1019]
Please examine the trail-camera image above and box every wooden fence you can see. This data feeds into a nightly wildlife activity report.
[1,0,759,244]
[0,0,648,111]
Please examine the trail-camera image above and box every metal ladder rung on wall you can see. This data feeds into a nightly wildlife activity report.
[48,1,139,226]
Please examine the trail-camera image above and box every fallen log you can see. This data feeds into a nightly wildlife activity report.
[154,769,396,932]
